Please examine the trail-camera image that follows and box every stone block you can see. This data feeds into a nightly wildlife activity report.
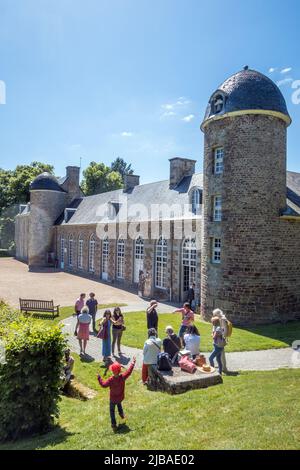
[147,365,223,394]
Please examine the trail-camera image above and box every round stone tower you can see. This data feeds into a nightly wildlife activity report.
[200,67,291,324]
[28,172,66,268]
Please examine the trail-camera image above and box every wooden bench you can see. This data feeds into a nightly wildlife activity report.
[19,298,60,319]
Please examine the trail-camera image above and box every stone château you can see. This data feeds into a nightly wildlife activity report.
[15,68,300,324]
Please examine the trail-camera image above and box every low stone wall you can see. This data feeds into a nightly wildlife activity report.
[148,365,223,394]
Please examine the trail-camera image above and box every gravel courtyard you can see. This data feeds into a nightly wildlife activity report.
[0,258,148,308]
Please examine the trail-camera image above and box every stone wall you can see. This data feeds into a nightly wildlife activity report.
[28,190,66,267]
[15,212,30,262]
[55,219,202,303]
[201,114,300,324]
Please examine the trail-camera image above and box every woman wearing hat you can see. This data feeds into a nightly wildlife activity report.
[146,300,159,332]
[209,316,226,374]
[74,306,92,355]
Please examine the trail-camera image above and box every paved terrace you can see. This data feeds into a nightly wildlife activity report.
[0,257,170,309]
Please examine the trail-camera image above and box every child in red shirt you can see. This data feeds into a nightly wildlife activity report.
[97,357,136,432]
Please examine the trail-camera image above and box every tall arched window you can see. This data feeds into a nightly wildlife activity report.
[191,189,202,214]
[102,237,109,280]
[68,235,74,267]
[182,238,197,293]
[155,237,168,288]
[134,236,144,283]
[117,238,125,279]
[89,235,96,272]
[78,235,83,269]
[60,236,65,265]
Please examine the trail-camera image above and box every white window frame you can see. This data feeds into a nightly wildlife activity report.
[117,238,125,280]
[182,238,197,292]
[68,236,74,267]
[60,236,65,264]
[213,195,222,221]
[134,236,144,283]
[102,237,109,278]
[89,235,96,273]
[214,147,224,175]
[78,236,83,269]
[155,237,168,289]
[191,189,201,214]
[212,238,221,264]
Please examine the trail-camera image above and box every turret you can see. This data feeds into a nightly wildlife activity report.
[200,67,291,324]
[28,172,66,268]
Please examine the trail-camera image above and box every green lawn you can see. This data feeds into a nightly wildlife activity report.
[1,355,299,450]
[98,311,300,352]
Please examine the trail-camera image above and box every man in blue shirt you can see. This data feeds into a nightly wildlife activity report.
[86,292,98,332]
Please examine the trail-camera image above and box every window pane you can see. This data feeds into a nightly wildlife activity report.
[155,238,168,288]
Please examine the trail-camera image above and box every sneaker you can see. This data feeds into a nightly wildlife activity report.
[112,424,118,433]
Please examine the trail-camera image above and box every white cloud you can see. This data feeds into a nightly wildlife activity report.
[281,67,292,74]
[182,114,195,122]
[161,103,174,110]
[121,131,133,137]
[160,111,176,119]
[276,78,293,87]
[269,67,276,73]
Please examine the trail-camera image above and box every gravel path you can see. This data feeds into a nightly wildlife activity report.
[62,305,300,372]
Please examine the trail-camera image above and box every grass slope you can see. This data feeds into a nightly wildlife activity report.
[1,356,300,450]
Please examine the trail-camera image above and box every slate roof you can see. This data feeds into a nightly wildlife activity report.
[30,172,66,192]
[56,173,203,225]
[55,170,300,226]
[203,68,291,124]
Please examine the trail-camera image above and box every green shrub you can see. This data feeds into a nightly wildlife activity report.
[0,318,67,441]
[0,300,20,331]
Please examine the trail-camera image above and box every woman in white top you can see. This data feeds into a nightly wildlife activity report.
[183,325,200,358]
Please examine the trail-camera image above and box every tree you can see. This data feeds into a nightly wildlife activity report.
[81,162,123,196]
[111,157,134,182]
[0,162,54,251]
[8,161,54,205]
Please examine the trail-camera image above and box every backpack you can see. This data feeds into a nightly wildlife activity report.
[224,319,233,338]
[157,352,172,371]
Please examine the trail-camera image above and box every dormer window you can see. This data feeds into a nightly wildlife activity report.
[64,208,77,223]
[212,93,225,114]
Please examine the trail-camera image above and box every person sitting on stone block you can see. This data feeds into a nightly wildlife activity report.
[163,326,181,364]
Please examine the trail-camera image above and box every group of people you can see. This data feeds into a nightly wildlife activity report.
[142,303,229,383]
[74,292,125,359]
[73,292,229,376]
[71,291,230,432]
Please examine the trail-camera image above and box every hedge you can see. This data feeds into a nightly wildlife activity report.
[0,303,67,441]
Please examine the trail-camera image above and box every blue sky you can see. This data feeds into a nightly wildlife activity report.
[0,0,300,183]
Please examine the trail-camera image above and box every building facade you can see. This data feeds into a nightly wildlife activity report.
[15,68,300,324]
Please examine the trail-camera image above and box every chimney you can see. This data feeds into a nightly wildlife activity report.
[62,166,81,204]
[124,174,140,192]
[66,166,80,187]
[169,157,196,188]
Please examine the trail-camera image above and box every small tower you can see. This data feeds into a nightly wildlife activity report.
[200,68,291,324]
[28,173,66,268]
